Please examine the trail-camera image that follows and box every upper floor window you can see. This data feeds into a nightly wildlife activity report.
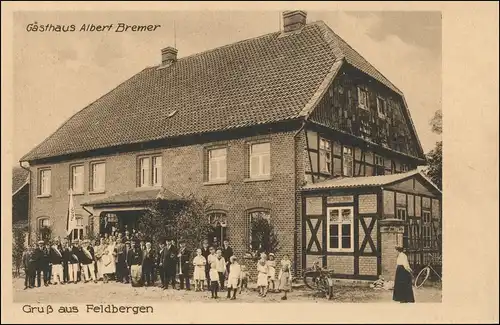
[90,162,106,192]
[377,97,387,117]
[342,146,353,177]
[357,87,368,110]
[327,207,354,252]
[319,138,332,174]
[138,155,162,187]
[71,165,84,194]
[38,169,51,196]
[208,148,227,182]
[37,217,51,241]
[397,207,407,221]
[249,142,270,179]
[375,155,385,176]
[152,156,162,186]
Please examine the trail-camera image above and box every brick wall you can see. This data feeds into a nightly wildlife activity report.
[328,255,354,274]
[358,256,377,276]
[358,194,377,214]
[29,130,299,266]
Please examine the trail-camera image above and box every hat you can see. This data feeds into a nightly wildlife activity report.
[230,255,237,262]
[268,253,275,257]
[37,240,44,244]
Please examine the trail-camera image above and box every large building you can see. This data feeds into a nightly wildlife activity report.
[21,11,441,280]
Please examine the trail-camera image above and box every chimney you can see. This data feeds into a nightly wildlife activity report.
[161,46,178,65]
[282,10,307,32]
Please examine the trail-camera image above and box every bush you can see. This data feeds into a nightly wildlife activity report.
[12,228,26,277]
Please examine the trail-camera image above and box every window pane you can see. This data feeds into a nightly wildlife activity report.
[209,160,218,180]
[79,229,84,240]
[261,153,270,176]
[219,157,227,180]
[341,224,351,237]
[140,158,150,187]
[153,156,162,186]
[341,236,351,249]
[330,225,339,248]
[251,143,270,154]
[329,209,340,223]
[250,156,260,177]
[341,209,352,222]
[210,148,226,158]
[72,165,84,193]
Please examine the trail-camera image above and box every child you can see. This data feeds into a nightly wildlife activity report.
[278,254,292,300]
[239,265,249,294]
[209,262,220,299]
[267,253,277,292]
[192,248,206,292]
[215,249,226,291]
[226,256,241,300]
[257,255,269,297]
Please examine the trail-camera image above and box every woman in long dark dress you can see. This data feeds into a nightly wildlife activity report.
[392,246,415,303]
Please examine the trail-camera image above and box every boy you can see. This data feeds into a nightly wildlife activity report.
[226,256,241,300]
[209,262,220,298]
[215,249,226,291]
[239,264,249,294]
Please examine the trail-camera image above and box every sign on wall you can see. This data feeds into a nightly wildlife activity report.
[327,195,354,204]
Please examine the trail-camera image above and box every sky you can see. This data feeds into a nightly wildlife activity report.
[13,10,442,166]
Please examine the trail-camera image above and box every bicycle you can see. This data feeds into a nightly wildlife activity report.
[302,255,334,299]
[414,253,442,288]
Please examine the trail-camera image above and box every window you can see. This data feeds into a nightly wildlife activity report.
[139,157,151,187]
[375,155,385,176]
[38,169,51,196]
[342,146,353,177]
[327,207,354,252]
[401,163,410,172]
[357,87,368,110]
[423,211,431,248]
[72,216,84,241]
[152,156,162,186]
[377,97,387,117]
[396,207,407,221]
[38,217,51,241]
[208,148,227,182]
[249,210,271,251]
[249,142,270,179]
[319,138,332,174]
[207,212,228,246]
[71,165,84,194]
[90,162,106,192]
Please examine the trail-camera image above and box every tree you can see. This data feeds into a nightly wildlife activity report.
[250,216,280,256]
[425,109,442,189]
[12,228,26,277]
[138,194,213,251]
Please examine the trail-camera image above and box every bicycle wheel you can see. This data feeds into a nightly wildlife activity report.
[303,270,321,290]
[415,267,430,288]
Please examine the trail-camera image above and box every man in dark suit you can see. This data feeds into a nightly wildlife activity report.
[157,241,166,288]
[22,244,36,289]
[142,242,155,286]
[49,238,64,284]
[123,241,131,283]
[221,239,233,274]
[61,240,71,283]
[177,240,191,290]
[42,242,52,285]
[32,240,45,287]
[70,240,81,283]
[162,238,178,289]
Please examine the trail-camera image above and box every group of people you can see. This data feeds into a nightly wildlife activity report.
[21,233,294,300]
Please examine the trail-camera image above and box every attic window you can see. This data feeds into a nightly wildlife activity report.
[357,87,368,110]
[377,97,387,118]
[167,110,178,118]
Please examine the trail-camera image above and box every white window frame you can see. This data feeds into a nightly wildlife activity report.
[139,157,151,188]
[357,87,368,110]
[326,207,354,252]
[342,146,353,177]
[39,169,51,196]
[71,165,84,194]
[152,156,162,187]
[72,216,85,241]
[90,162,106,192]
[396,207,407,221]
[319,138,332,174]
[208,148,227,182]
[377,96,387,117]
[249,142,271,179]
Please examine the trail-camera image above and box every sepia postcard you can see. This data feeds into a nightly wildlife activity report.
[1,1,498,324]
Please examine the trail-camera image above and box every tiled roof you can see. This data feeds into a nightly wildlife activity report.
[12,167,29,194]
[301,170,421,190]
[81,188,182,206]
[21,21,410,162]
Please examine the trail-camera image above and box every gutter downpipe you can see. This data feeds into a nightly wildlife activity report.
[19,161,32,245]
[293,117,308,279]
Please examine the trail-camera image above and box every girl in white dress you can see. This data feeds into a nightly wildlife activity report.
[257,256,269,297]
[101,238,116,283]
[192,248,207,292]
[267,253,277,292]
